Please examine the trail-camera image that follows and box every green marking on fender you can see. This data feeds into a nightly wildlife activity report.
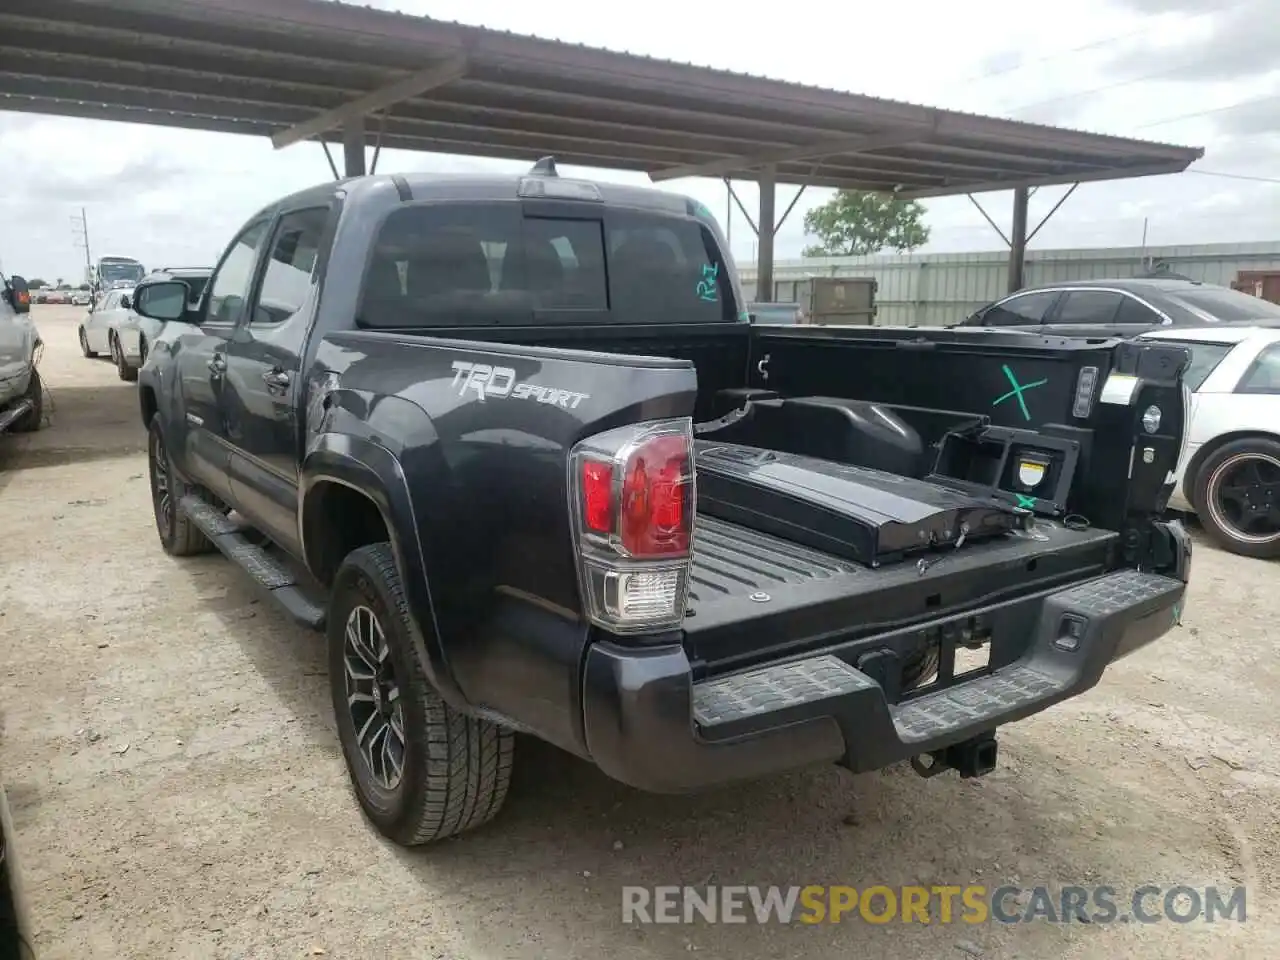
[992,364,1049,421]
[1015,493,1037,509]
[1173,603,1182,625]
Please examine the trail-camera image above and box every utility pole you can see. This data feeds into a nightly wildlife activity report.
[71,207,92,295]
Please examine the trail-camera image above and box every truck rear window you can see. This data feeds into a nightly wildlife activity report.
[357,201,735,327]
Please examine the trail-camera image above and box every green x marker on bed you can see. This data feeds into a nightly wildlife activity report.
[992,364,1048,421]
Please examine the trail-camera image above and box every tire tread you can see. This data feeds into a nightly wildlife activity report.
[338,544,513,845]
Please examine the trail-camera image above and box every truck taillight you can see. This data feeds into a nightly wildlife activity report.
[569,418,695,634]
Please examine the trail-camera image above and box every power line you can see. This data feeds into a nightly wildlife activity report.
[1188,169,1280,185]
[1134,93,1280,130]
[953,27,1149,86]
[1005,59,1212,118]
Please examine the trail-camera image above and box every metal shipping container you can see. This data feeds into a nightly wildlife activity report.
[772,276,877,325]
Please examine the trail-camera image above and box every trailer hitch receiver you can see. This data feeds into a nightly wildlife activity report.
[910,734,999,780]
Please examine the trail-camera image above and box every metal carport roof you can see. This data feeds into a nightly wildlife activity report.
[0,0,1205,299]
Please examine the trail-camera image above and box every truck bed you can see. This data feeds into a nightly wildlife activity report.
[685,515,1117,678]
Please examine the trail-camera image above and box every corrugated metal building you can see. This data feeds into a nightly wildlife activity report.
[737,241,1280,326]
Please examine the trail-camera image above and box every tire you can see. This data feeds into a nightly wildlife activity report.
[902,646,940,691]
[79,327,97,359]
[112,334,138,382]
[1192,437,1280,559]
[328,544,514,846]
[11,368,44,433]
[147,414,213,556]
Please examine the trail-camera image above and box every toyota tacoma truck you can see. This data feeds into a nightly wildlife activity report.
[131,161,1193,847]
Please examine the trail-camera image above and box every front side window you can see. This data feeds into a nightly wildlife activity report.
[1114,295,1165,325]
[207,219,269,325]
[357,201,734,327]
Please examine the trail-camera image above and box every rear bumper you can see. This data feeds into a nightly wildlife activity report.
[582,527,1190,794]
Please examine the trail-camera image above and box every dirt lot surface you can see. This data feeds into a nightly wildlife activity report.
[1,304,1278,959]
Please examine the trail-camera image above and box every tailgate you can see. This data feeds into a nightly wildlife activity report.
[684,515,1117,678]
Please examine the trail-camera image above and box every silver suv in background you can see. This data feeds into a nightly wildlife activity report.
[0,272,43,435]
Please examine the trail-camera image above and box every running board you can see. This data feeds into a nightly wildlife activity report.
[179,494,327,630]
[0,398,33,434]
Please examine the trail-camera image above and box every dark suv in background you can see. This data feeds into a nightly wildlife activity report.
[962,278,1280,339]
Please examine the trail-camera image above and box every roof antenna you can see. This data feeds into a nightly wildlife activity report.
[529,156,559,177]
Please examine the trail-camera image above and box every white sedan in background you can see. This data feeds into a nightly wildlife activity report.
[1139,325,1280,558]
[78,286,138,378]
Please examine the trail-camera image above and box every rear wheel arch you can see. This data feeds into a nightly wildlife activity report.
[138,384,158,430]
[301,476,395,587]
[301,440,463,707]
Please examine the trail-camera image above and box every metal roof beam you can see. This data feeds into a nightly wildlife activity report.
[647,124,936,182]
[271,54,468,149]
[898,160,1195,198]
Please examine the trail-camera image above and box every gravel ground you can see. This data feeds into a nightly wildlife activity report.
[1,305,1278,959]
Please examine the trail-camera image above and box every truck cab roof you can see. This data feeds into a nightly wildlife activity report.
[253,167,700,223]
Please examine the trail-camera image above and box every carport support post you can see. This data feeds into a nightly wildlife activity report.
[343,118,366,178]
[756,164,777,302]
[1007,185,1029,294]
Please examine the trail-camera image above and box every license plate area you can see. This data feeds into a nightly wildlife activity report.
[857,614,995,705]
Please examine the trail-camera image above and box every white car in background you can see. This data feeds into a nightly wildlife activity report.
[79,268,211,382]
[1138,325,1280,558]
[78,286,139,379]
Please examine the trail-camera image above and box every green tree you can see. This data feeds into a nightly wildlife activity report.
[78,282,90,291]
[802,190,930,257]
[28,278,46,289]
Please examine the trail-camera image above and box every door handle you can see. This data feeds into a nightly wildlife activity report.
[208,354,227,375]
[262,368,292,391]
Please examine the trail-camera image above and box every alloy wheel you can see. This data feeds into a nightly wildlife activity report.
[149,427,173,535]
[1208,452,1280,544]
[343,605,406,791]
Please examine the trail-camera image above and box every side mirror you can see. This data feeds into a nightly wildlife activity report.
[4,275,31,314]
[120,294,132,310]
[134,279,192,323]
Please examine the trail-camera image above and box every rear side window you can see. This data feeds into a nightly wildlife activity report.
[1236,343,1280,394]
[1146,339,1234,391]
[1114,295,1164,325]
[1055,290,1123,324]
[978,291,1058,327]
[357,201,734,327]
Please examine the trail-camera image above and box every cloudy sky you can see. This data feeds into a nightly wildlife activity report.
[0,0,1276,284]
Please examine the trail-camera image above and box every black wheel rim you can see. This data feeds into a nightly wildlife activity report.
[1209,453,1280,543]
[149,428,173,535]
[344,605,406,791]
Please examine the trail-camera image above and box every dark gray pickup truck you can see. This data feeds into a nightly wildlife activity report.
[132,162,1193,847]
